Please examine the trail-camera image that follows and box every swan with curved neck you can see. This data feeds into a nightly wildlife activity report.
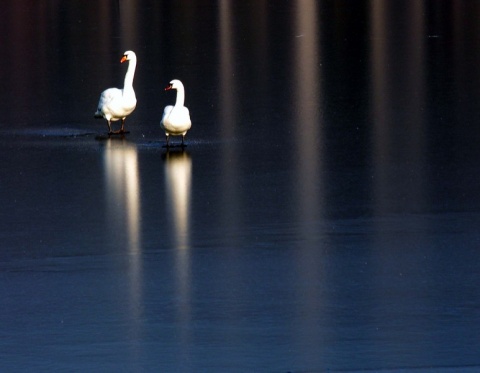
[94,51,137,135]
[160,79,192,146]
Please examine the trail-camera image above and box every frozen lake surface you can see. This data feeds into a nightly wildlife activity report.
[1,1,480,371]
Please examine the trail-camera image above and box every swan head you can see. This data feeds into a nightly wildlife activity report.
[165,79,184,91]
[120,50,136,63]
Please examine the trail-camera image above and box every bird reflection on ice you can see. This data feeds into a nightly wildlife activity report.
[163,150,192,251]
[163,149,192,344]
[103,138,141,252]
[103,138,143,344]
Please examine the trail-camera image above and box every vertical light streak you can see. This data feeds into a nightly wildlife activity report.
[163,149,193,362]
[293,0,322,219]
[369,1,428,360]
[119,0,138,50]
[164,151,192,251]
[218,0,241,239]
[292,0,324,364]
[219,0,236,141]
[370,0,426,215]
[103,138,143,354]
[370,0,428,214]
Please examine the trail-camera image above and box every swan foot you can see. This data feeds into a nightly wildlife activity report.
[105,118,128,135]
[163,134,187,147]
[108,129,129,136]
[107,119,129,135]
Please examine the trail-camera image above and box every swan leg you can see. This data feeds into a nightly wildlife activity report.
[181,135,185,146]
[120,118,126,134]
[165,134,170,147]
[107,120,113,135]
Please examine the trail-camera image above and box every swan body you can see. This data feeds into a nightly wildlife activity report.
[95,51,137,134]
[160,79,192,146]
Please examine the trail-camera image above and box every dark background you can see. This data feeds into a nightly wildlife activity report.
[1,1,480,371]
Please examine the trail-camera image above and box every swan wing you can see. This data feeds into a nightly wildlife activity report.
[96,88,123,115]
[161,105,174,127]
[176,106,192,127]
[162,105,174,119]
[183,107,191,123]
[96,87,137,120]
[161,106,192,134]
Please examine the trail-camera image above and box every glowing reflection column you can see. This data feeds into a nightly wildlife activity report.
[103,139,143,351]
[293,1,322,214]
[164,151,192,251]
[119,0,138,50]
[292,0,325,364]
[218,0,242,245]
[370,0,427,214]
[104,139,141,253]
[214,0,245,358]
[369,1,429,362]
[163,149,193,364]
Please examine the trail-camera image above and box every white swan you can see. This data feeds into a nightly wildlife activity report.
[160,79,192,146]
[94,51,137,134]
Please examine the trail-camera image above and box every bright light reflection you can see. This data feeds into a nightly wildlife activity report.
[164,150,192,251]
[218,0,241,237]
[370,0,427,213]
[219,0,234,131]
[293,0,322,221]
[163,149,193,356]
[293,0,325,364]
[104,139,141,252]
[103,138,142,350]
[369,0,429,348]
[119,0,137,51]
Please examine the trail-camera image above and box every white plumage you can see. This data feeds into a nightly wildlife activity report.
[160,79,192,146]
[95,51,137,134]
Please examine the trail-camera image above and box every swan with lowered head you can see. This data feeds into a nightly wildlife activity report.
[160,79,192,146]
[94,51,137,134]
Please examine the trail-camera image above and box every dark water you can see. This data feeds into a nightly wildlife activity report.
[1,1,480,371]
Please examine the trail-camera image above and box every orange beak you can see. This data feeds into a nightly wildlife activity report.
[165,84,173,91]
[120,55,127,63]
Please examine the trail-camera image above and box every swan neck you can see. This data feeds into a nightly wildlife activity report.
[175,87,185,107]
[123,58,137,89]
